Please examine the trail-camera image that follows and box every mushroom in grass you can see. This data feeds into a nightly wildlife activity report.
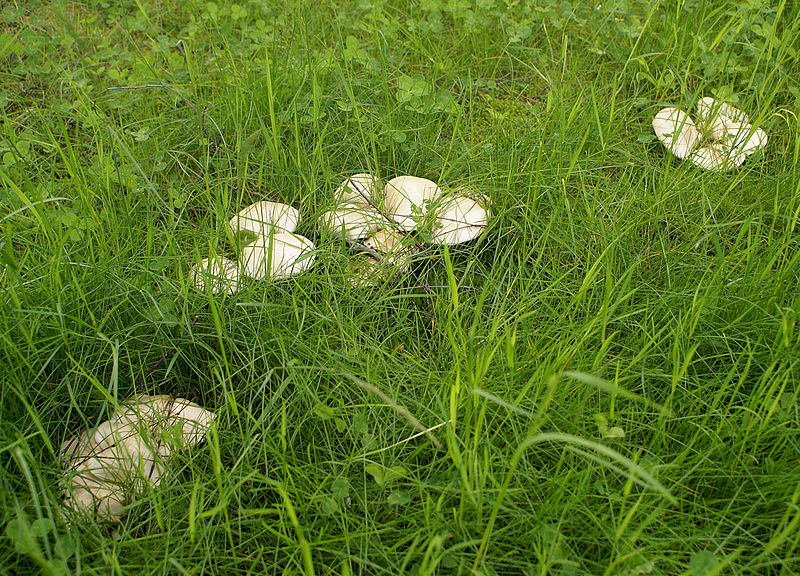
[321,174,386,241]
[695,97,749,129]
[334,173,382,207]
[652,107,700,159]
[686,146,729,172]
[363,228,418,267]
[240,231,316,281]
[228,201,300,238]
[325,174,492,286]
[688,97,768,171]
[383,176,442,231]
[60,395,215,522]
[695,97,745,141]
[191,200,313,295]
[429,191,491,245]
[190,256,241,295]
[652,97,767,172]
[319,205,383,241]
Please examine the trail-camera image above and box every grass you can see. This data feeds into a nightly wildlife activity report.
[1,0,799,574]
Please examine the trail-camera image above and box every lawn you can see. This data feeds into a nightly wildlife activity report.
[1,0,799,574]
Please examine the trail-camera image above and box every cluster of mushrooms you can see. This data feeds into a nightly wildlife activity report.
[190,173,491,291]
[320,173,491,285]
[61,173,490,524]
[60,395,215,522]
[652,97,767,171]
[61,95,766,525]
[191,201,315,295]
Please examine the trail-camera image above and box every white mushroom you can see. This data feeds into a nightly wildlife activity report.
[119,395,216,451]
[190,256,241,295]
[363,228,417,268]
[61,395,215,522]
[334,173,381,207]
[240,232,315,281]
[698,112,728,142]
[430,192,491,245]
[228,201,300,238]
[346,254,385,287]
[727,122,768,158]
[695,97,749,127]
[652,107,700,159]
[653,98,767,171]
[695,98,767,161]
[383,176,442,231]
[161,396,216,447]
[688,144,738,172]
[64,484,126,522]
[346,252,414,287]
[319,204,382,241]
[363,228,414,262]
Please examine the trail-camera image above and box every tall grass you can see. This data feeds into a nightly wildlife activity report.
[1,0,799,574]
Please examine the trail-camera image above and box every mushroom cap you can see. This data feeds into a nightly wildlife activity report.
[696,98,766,154]
[63,485,126,522]
[652,107,700,159]
[60,395,216,521]
[319,204,383,241]
[702,114,729,142]
[346,254,385,287]
[61,432,159,522]
[686,124,766,173]
[688,144,740,172]
[61,427,155,521]
[363,227,405,254]
[191,256,241,295]
[160,396,217,448]
[334,173,381,207]
[727,122,768,158]
[383,176,442,231]
[228,201,300,237]
[121,395,216,451]
[240,232,316,281]
[430,192,491,245]
[362,228,417,268]
[696,97,749,126]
